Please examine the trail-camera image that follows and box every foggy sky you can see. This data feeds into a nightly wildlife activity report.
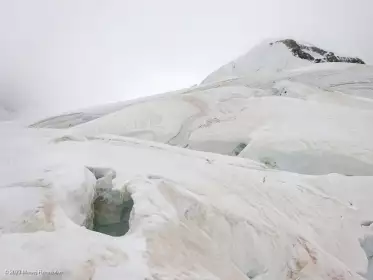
[1,0,372,119]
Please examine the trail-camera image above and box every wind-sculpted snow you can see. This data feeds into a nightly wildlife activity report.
[3,39,373,279]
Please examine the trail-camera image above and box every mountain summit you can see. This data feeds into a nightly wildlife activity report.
[203,39,366,83]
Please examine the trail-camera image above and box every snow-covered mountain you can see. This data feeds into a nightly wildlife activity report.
[32,40,373,176]
[2,39,373,280]
[202,39,366,84]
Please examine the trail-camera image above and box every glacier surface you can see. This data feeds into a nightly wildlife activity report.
[1,39,373,280]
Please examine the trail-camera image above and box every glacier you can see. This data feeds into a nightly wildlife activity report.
[1,39,373,280]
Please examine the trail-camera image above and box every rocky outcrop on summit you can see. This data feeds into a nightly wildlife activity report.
[274,39,365,64]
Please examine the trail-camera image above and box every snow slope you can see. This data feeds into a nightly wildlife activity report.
[33,64,373,176]
[2,39,373,279]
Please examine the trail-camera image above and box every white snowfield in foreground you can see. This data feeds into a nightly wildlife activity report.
[1,40,373,280]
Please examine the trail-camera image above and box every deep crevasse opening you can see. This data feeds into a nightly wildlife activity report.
[87,166,134,237]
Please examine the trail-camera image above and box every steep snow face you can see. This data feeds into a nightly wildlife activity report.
[6,39,373,279]
[202,40,312,84]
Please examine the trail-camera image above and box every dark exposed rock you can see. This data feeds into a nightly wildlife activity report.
[305,45,328,56]
[231,142,248,156]
[274,39,365,65]
[280,39,300,50]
